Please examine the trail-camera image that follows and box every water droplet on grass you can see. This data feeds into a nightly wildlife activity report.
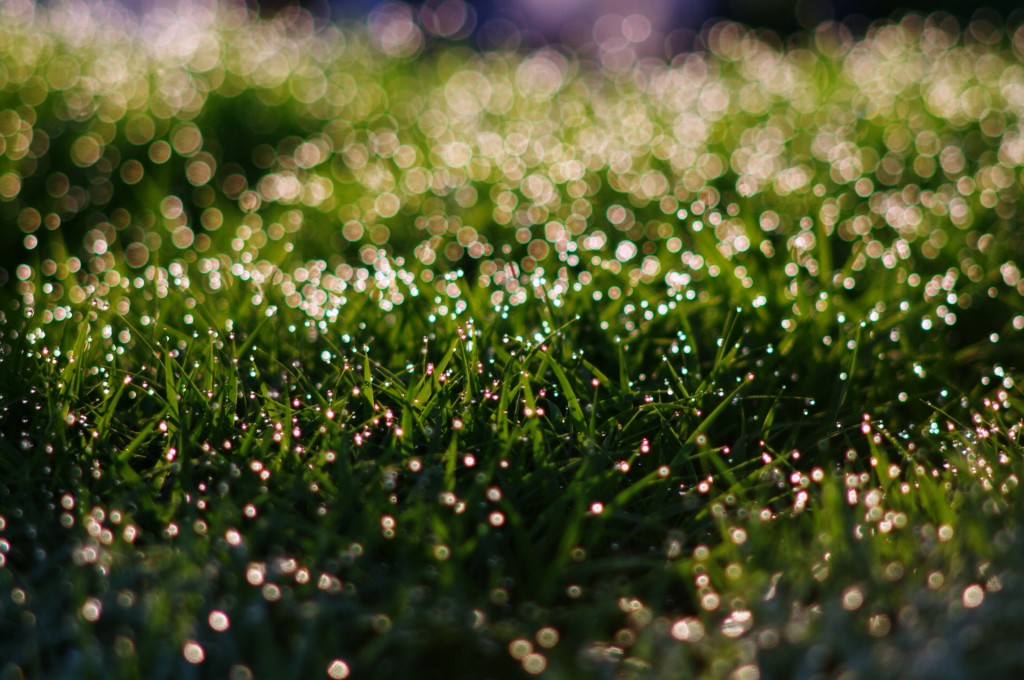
[326,659,350,679]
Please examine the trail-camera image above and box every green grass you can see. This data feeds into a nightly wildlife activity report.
[3,3,1024,678]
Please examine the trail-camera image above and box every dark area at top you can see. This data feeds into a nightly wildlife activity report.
[256,0,1024,46]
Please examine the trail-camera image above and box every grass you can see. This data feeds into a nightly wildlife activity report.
[3,2,1024,678]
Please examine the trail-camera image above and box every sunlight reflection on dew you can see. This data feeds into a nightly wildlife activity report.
[183,641,205,664]
[81,597,102,622]
[326,659,350,679]
[671,618,705,642]
[208,610,230,632]
[963,584,985,608]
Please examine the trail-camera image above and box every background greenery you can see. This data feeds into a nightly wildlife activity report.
[2,2,1024,678]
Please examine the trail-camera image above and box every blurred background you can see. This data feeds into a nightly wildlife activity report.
[277,0,1024,55]
[97,0,1024,58]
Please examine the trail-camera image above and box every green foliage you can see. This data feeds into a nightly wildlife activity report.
[2,4,1024,678]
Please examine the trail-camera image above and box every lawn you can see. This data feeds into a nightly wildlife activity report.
[2,3,1024,678]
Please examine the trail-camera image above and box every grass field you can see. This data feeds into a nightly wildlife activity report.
[3,3,1024,678]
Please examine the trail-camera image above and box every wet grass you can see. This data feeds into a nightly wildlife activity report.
[3,3,1024,678]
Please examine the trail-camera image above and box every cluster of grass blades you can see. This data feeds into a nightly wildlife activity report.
[3,1,1024,678]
